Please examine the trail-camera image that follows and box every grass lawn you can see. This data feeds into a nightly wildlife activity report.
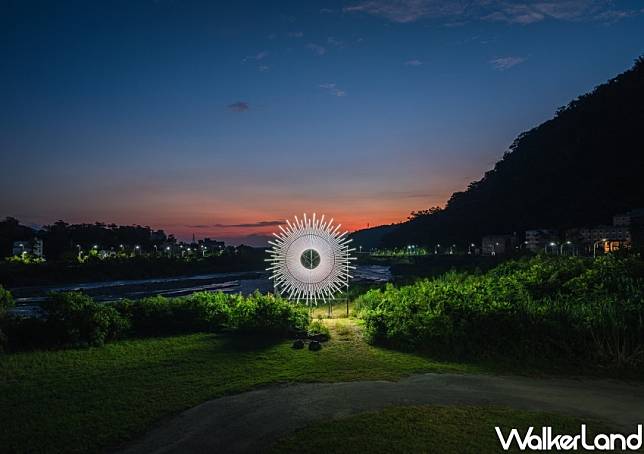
[0,319,478,453]
[269,405,614,453]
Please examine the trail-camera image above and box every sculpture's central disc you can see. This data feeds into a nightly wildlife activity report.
[300,248,320,270]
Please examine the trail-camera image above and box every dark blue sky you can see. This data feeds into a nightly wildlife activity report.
[2,0,643,244]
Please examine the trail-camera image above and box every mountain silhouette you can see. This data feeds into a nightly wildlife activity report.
[352,56,644,249]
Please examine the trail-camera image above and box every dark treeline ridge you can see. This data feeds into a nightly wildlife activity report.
[0,217,173,260]
[0,218,266,287]
[356,57,644,249]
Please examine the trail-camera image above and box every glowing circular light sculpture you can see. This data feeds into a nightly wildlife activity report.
[266,213,356,305]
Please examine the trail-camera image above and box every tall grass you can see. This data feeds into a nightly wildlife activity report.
[356,255,644,368]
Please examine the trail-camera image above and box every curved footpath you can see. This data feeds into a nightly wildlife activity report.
[118,373,644,453]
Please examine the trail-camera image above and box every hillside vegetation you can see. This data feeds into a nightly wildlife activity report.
[352,57,644,249]
[357,255,644,370]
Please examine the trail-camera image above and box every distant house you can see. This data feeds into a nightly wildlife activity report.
[12,239,44,258]
[481,234,515,256]
[525,229,558,253]
[567,209,644,254]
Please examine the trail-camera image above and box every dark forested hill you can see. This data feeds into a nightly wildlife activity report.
[375,56,644,249]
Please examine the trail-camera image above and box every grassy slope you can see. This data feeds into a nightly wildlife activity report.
[0,320,477,453]
[269,406,614,454]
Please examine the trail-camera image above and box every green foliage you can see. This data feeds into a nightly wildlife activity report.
[115,291,231,336]
[230,291,309,336]
[0,284,13,314]
[0,285,11,352]
[307,320,331,341]
[5,254,45,264]
[41,292,130,347]
[4,290,311,351]
[4,292,130,350]
[357,255,644,368]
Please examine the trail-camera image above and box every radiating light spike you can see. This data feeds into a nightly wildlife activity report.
[266,213,354,306]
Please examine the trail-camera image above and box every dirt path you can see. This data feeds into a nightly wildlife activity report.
[118,373,644,453]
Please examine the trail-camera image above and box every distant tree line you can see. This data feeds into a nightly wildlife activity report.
[0,217,173,261]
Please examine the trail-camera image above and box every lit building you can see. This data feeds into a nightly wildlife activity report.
[525,229,559,252]
[481,234,515,256]
[12,239,44,258]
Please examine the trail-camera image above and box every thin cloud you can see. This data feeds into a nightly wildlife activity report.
[242,51,268,63]
[307,43,327,56]
[319,83,346,97]
[344,0,641,25]
[188,220,283,229]
[489,56,526,71]
[258,65,270,72]
[288,31,304,38]
[344,0,466,23]
[327,36,343,46]
[227,101,250,112]
[405,59,423,66]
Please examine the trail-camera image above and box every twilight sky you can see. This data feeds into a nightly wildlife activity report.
[1,0,643,245]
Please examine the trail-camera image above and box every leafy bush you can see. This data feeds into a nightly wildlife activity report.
[307,320,331,341]
[357,255,644,368]
[230,292,309,337]
[115,291,231,336]
[41,292,129,347]
[0,285,14,352]
[0,285,13,314]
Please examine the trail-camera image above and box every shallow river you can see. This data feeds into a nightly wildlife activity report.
[8,265,391,317]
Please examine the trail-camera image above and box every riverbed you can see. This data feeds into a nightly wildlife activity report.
[8,265,391,317]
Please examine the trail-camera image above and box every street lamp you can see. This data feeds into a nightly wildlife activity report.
[593,238,608,258]
[560,241,572,255]
[545,242,556,254]
[434,243,440,255]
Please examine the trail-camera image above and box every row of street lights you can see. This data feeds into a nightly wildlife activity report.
[544,241,574,255]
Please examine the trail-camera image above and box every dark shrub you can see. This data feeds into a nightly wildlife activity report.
[0,285,13,314]
[41,292,129,347]
[230,292,309,337]
[0,285,14,352]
